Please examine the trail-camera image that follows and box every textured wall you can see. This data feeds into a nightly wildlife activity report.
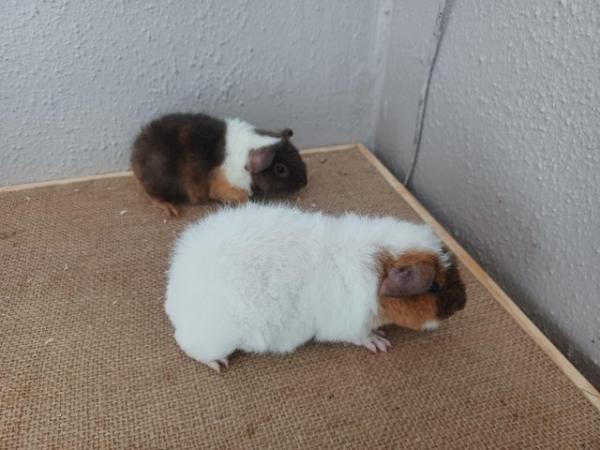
[375,0,600,386]
[1,0,384,185]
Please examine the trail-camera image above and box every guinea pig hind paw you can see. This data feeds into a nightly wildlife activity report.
[204,361,222,373]
[358,334,391,353]
[218,357,229,368]
[202,358,229,373]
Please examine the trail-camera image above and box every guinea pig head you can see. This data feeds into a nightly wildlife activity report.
[246,129,307,197]
[376,249,466,331]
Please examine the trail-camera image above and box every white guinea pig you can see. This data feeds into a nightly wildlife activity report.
[165,203,466,372]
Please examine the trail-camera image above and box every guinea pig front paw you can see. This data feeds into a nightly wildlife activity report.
[356,333,391,353]
[153,200,182,217]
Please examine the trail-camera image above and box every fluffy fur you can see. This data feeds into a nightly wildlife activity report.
[165,203,459,371]
[131,113,306,216]
[223,118,279,191]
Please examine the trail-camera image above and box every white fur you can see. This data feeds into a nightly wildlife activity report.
[222,118,280,191]
[421,320,440,331]
[164,203,446,365]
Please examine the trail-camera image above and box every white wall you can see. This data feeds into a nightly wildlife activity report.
[1,0,384,185]
[375,0,600,386]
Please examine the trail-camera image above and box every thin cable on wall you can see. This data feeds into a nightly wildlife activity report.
[404,0,454,187]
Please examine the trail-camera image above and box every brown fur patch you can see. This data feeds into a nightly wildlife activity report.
[178,125,192,146]
[208,168,249,204]
[130,113,227,211]
[376,249,465,329]
[436,252,467,319]
[376,250,442,329]
[181,161,209,204]
[379,295,438,330]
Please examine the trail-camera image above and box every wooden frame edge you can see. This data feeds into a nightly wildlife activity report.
[0,144,357,194]
[300,143,358,155]
[0,171,133,194]
[355,143,600,411]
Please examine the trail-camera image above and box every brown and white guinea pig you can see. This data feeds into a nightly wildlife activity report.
[131,113,307,216]
[165,203,466,372]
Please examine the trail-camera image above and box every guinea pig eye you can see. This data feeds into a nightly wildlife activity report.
[429,281,441,293]
[274,163,289,178]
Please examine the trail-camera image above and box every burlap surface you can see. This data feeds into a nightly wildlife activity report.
[1,147,599,449]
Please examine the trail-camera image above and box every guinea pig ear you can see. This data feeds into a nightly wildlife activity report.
[281,128,293,139]
[379,264,436,298]
[246,146,276,173]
